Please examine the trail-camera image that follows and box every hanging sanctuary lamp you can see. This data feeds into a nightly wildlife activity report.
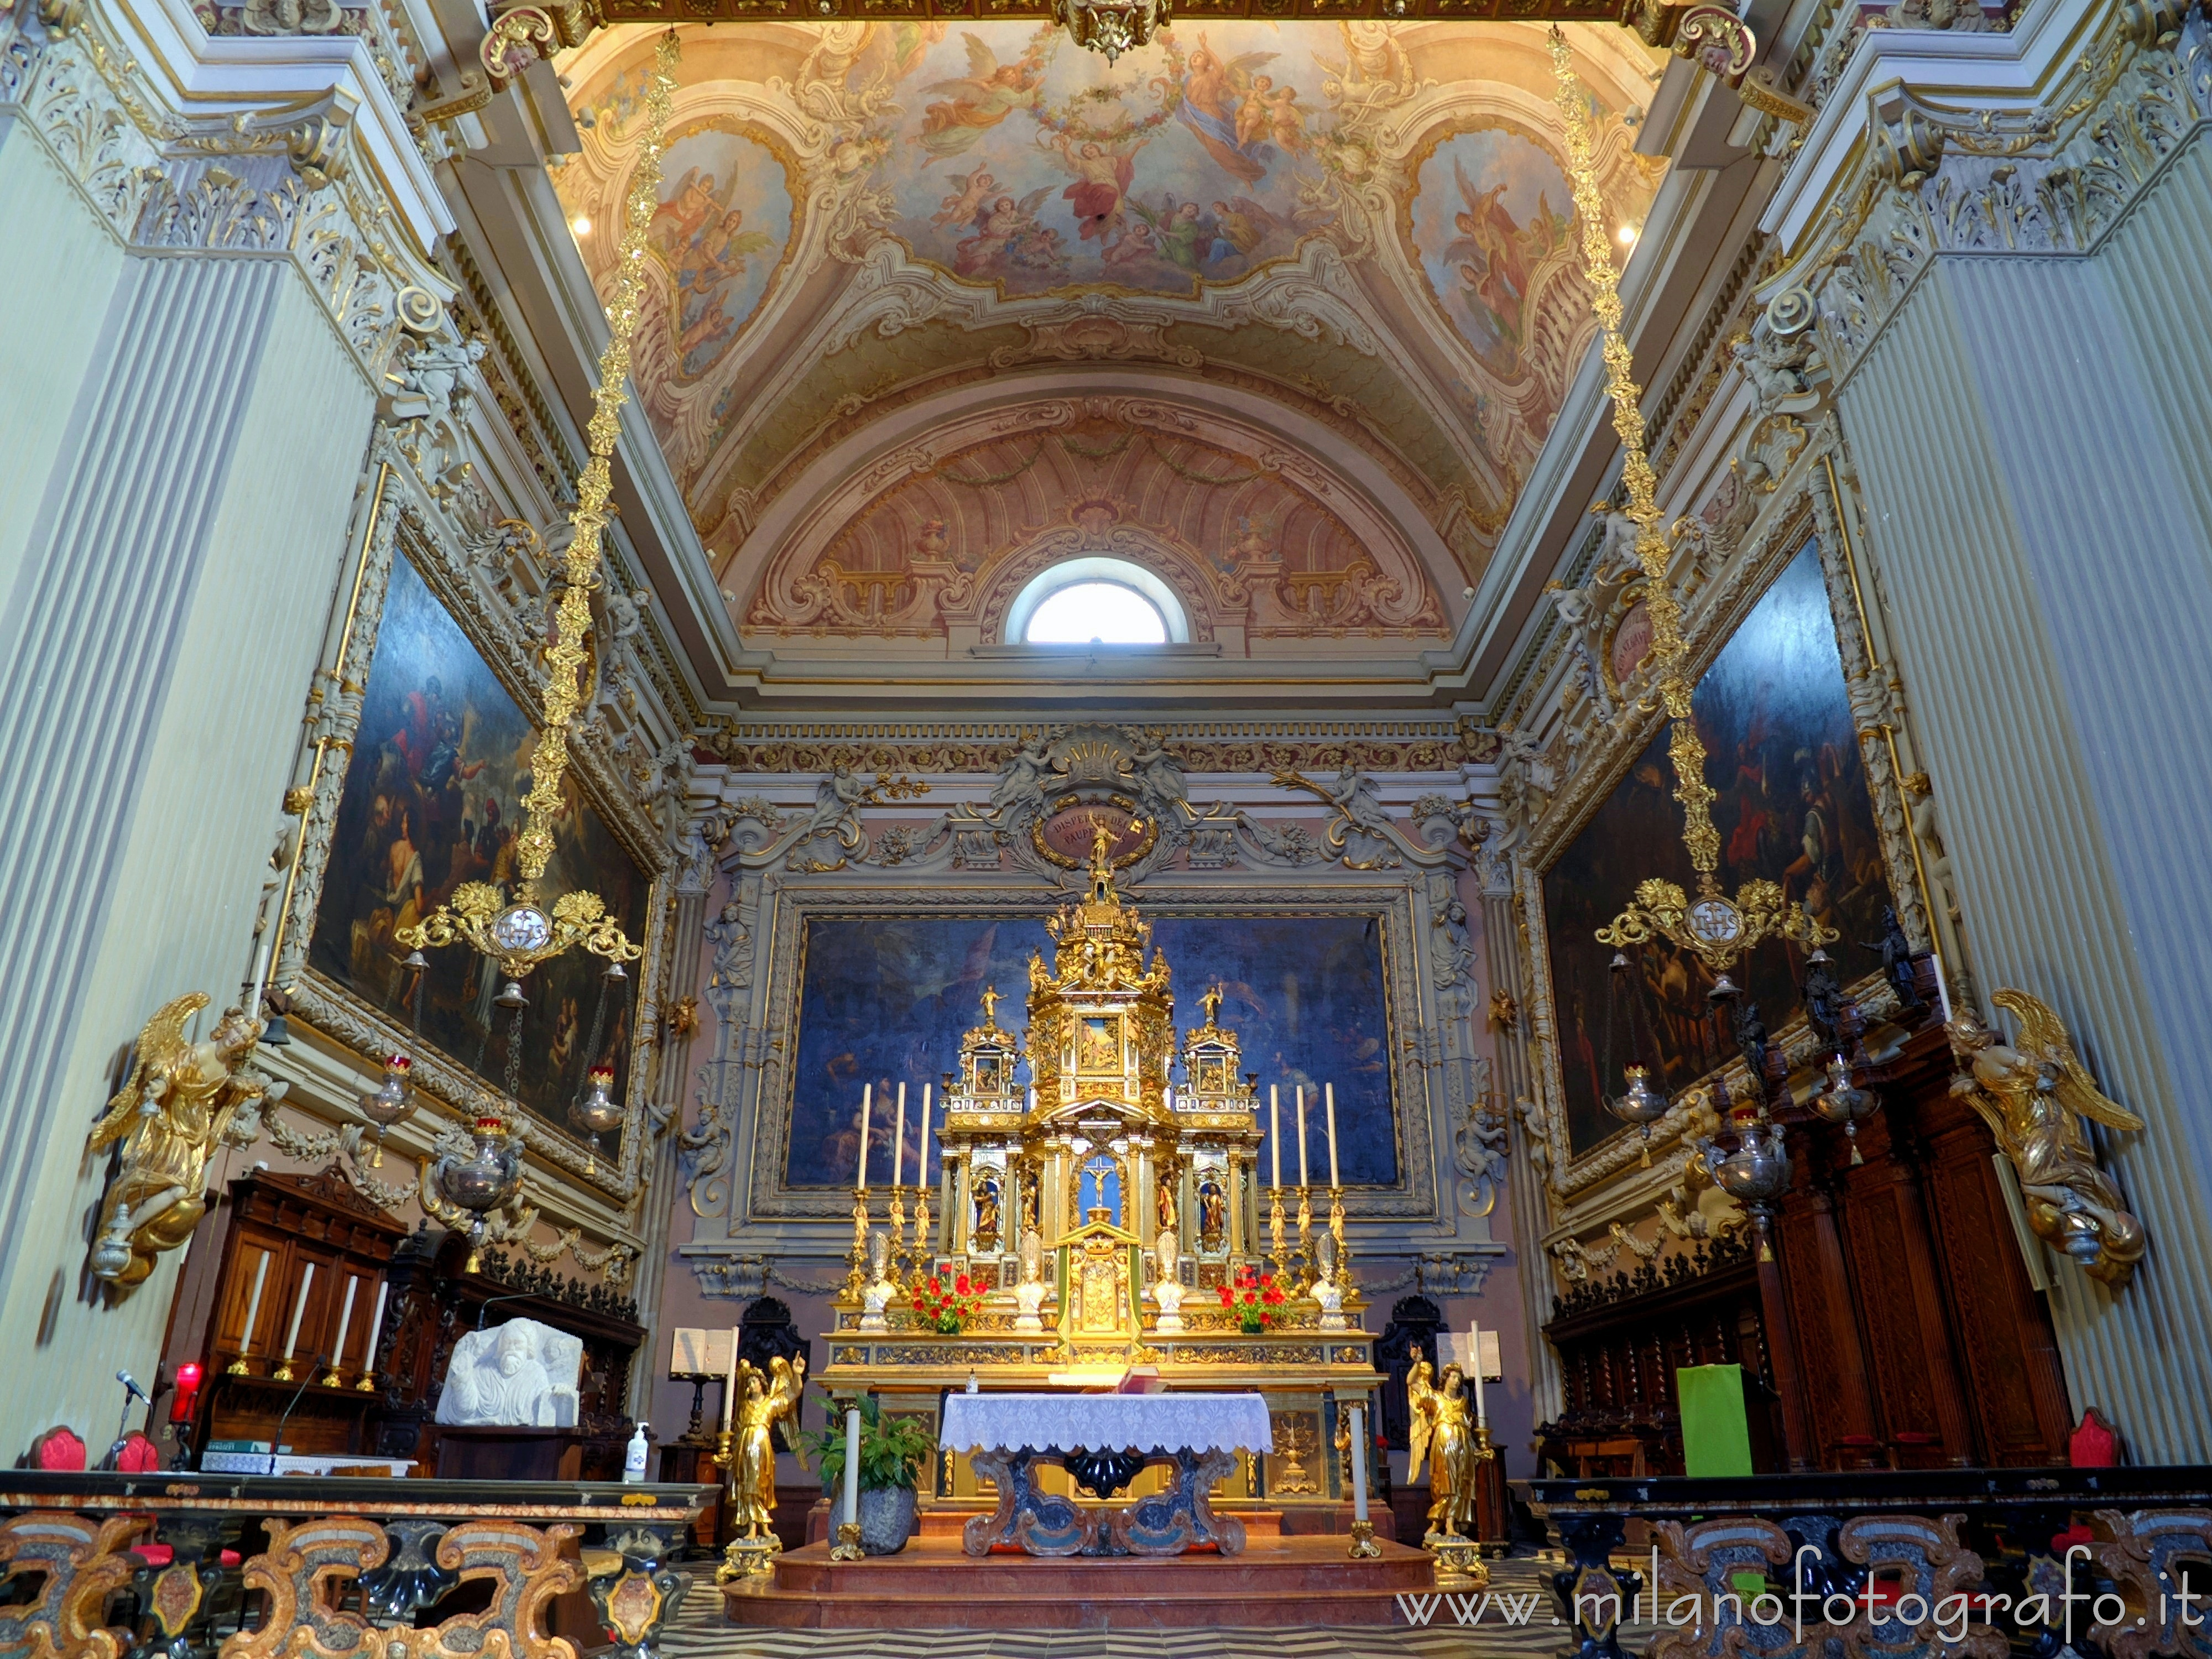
[395,32,679,1223]
[1547,30,1835,1161]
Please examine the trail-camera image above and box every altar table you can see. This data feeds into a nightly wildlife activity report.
[939,1391,1273,1558]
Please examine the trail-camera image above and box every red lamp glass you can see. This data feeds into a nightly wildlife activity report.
[170,1361,203,1424]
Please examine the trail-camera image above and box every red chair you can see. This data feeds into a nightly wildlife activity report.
[114,1433,160,1474]
[28,1426,86,1470]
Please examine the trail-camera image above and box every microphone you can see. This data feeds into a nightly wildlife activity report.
[268,1357,322,1477]
[117,1371,149,1404]
[476,1293,537,1331]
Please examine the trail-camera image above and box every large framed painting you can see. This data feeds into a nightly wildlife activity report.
[304,548,652,1153]
[1540,541,1896,1160]
[782,910,1401,1192]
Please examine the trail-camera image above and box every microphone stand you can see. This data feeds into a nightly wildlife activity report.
[268,1357,324,1476]
[475,1293,537,1332]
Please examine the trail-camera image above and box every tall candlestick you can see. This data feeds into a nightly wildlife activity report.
[843,1404,863,1526]
[330,1277,358,1367]
[1349,1402,1370,1522]
[893,1083,907,1190]
[1470,1324,1488,1428]
[361,1281,389,1370]
[1324,1082,1339,1190]
[280,1262,315,1366]
[238,1250,270,1357]
[1270,1086,1281,1190]
[1295,1086,1308,1189]
[721,1325,742,1433]
[856,1084,872,1188]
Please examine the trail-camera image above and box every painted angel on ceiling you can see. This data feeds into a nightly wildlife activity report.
[1175,38,1294,185]
[920,33,1050,159]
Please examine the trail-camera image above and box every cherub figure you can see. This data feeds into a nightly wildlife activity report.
[1948,991,2147,1286]
[90,995,267,1286]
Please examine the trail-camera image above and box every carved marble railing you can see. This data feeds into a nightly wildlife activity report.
[1527,1466,2212,1658]
[0,1472,712,1659]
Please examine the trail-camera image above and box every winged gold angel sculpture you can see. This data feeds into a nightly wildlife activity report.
[1948,989,2147,1288]
[1405,1355,1478,1540]
[726,1353,808,1540]
[88,994,267,1286]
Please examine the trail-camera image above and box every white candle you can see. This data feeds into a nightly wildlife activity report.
[361,1280,389,1373]
[1270,1086,1281,1190]
[1349,1402,1370,1522]
[856,1084,872,1188]
[1470,1324,1487,1428]
[1295,1086,1308,1188]
[238,1250,271,1356]
[893,1083,907,1190]
[330,1276,359,1369]
[721,1325,742,1432]
[842,1404,863,1529]
[1324,1083,1340,1189]
[917,1084,932,1192]
[281,1262,315,1361]
[245,936,272,1022]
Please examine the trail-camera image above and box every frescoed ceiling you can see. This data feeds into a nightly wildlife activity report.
[552,19,1663,659]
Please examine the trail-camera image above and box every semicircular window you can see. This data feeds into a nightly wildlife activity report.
[1007,557,1189,645]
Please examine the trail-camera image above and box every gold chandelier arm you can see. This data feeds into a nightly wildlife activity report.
[515,32,681,891]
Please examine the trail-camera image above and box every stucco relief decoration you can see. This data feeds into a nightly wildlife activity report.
[551,20,1662,620]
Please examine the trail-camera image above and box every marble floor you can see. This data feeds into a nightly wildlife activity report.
[662,1555,1567,1658]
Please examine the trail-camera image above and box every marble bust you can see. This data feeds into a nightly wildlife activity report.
[1151,1227,1186,1333]
[436,1318,583,1428]
[1013,1228,1048,1332]
[1311,1233,1346,1331]
[859,1228,896,1332]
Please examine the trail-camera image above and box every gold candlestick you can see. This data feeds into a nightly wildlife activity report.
[912,1188,932,1272]
[1268,1189,1288,1282]
[354,1370,378,1392]
[886,1187,909,1287]
[1329,1185,1351,1293]
[845,1187,870,1300]
[1295,1185,1313,1292]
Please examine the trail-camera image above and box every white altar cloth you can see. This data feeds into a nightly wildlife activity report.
[940,1392,1273,1455]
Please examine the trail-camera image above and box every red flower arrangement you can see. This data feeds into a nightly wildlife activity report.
[1218,1266,1285,1333]
[911,1271,985,1335]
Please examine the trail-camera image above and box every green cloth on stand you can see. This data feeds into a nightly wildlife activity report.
[1677,1364,1754,1477]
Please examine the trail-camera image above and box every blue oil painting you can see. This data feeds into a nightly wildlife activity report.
[785,911,1399,1189]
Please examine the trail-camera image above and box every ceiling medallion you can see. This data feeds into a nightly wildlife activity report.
[1052,0,1169,63]
[1034,797,1154,870]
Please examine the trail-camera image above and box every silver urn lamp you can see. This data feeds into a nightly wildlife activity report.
[353,1053,417,1167]
[436,1111,524,1272]
[1606,1064,1671,1165]
[571,1064,623,1168]
[1810,1056,1878,1164]
[1697,1117,1792,1260]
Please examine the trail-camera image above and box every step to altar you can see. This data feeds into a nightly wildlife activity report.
[915,1505,1284,1540]
[723,1534,1438,1629]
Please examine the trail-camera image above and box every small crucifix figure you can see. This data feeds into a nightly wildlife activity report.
[1201,983,1224,1026]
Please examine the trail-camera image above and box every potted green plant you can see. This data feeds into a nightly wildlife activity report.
[795,1394,935,1556]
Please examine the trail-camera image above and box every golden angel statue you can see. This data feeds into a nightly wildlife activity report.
[726,1353,807,1540]
[89,994,267,1287]
[1406,1356,1478,1540]
[1949,989,2147,1287]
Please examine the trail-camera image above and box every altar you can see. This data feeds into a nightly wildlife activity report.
[818,828,1381,1532]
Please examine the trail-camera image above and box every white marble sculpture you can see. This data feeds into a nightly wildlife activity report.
[1312,1233,1347,1331]
[1013,1228,1047,1333]
[435,1318,583,1428]
[859,1228,896,1332]
[1151,1227,1186,1333]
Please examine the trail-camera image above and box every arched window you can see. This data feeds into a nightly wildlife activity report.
[1006,557,1190,645]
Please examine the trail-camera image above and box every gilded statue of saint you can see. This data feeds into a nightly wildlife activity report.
[1198,1177,1225,1245]
[727,1354,806,1538]
[1406,1358,1478,1540]
[973,1175,1001,1246]
[1949,990,2147,1287]
[90,994,267,1286]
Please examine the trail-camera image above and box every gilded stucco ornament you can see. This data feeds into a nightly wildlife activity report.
[89,995,269,1286]
[1948,990,2147,1287]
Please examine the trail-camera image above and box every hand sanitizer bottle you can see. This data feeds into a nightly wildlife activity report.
[623,1421,649,1484]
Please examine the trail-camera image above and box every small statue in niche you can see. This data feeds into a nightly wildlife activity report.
[1802,944,1846,1049]
[1310,1230,1346,1331]
[1013,1229,1048,1332]
[1863,906,1923,1011]
[1151,1228,1186,1333]
[1156,1171,1177,1235]
[973,1175,1002,1250]
[859,1229,896,1332]
[1197,1176,1226,1249]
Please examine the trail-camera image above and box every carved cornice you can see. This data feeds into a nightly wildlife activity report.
[1,0,457,388]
